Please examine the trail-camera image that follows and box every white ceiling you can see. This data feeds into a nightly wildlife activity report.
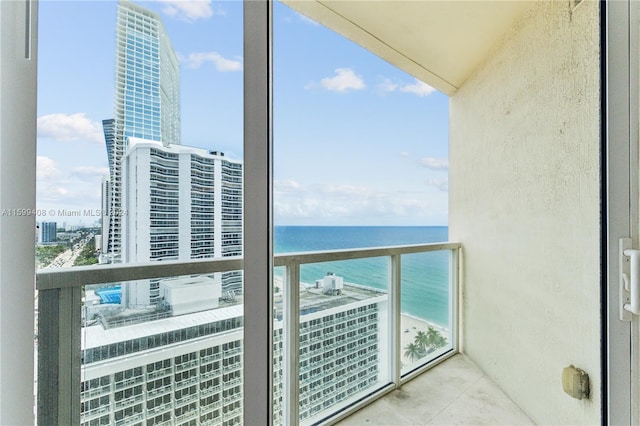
[282,1,534,95]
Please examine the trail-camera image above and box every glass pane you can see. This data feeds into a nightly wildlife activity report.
[274,0,449,421]
[400,251,453,376]
[81,270,244,426]
[298,260,390,425]
[273,265,285,426]
[38,1,244,424]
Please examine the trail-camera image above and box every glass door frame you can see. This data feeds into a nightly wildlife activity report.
[606,1,636,424]
[243,1,274,425]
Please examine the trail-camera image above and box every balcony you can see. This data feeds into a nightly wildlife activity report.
[336,354,534,425]
[0,1,614,424]
[36,242,459,425]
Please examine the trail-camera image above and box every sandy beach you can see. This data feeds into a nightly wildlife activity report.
[400,314,449,365]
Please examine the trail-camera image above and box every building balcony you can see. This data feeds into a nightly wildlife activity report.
[174,410,198,424]
[114,393,144,410]
[146,368,172,381]
[175,359,198,372]
[336,354,533,426]
[114,411,144,426]
[36,242,460,425]
[200,384,222,397]
[147,384,172,398]
[81,384,111,399]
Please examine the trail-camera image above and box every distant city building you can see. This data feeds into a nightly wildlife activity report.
[121,138,242,306]
[41,222,57,243]
[100,177,111,263]
[80,277,387,426]
[103,0,180,262]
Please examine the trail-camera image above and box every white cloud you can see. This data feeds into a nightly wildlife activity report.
[419,157,449,171]
[37,113,103,144]
[183,52,243,71]
[37,156,63,180]
[310,68,366,93]
[274,180,436,222]
[427,178,449,192]
[377,77,399,93]
[72,166,109,177]
[156,0,214,21]
[36,157,70,203]
[400,79,436,97]
[36,156,105,212]
[276,179,302,190]
[378,77,436,97]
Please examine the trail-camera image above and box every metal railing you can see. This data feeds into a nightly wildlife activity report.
[36,242,460,426]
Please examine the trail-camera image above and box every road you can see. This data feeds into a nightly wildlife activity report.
[45,232,94,268]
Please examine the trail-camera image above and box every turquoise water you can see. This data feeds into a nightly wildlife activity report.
[274,226,450,327]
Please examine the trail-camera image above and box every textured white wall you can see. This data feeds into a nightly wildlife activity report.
[449,1,600,424]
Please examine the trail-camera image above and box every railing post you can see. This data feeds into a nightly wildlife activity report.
[37,287,81,425]
[390,254,401,385]
[283,262,300,425]
[451,247,461,352]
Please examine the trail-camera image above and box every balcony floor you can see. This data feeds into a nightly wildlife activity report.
[336,354,534,425]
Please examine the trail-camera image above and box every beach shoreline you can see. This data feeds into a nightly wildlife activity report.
[400,314,449,364]
[274,276,449,364]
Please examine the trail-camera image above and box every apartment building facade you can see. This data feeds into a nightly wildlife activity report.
[121,138,243,306]
[80,280,387,426]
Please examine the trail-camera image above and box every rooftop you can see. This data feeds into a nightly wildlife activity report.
[82,278,386,350]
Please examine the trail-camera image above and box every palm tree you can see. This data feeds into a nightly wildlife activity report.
[403,342,422,362]
[414,331,429,355]
[434,333,447,350]
[425,326,447,353]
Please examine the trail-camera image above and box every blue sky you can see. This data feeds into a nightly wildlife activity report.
[36,0,449,227]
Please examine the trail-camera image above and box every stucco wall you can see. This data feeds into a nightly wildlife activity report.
[449,1,600,424]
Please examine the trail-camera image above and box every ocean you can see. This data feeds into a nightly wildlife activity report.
[274,226,451,328]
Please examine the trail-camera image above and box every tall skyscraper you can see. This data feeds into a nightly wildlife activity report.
[103,0,180,263]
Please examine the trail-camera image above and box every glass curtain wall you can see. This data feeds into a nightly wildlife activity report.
[34,0,452,423]
[273,0,451,423]
[37,2,244,425]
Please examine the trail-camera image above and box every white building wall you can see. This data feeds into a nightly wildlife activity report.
[80,293,385,426]
[100,178,110,259]
[123,146,153,306]
[214,159,223,257]
[122,140,243,305]
[449,1,600,424]
[134,147,152,262]
[178,152,191,260]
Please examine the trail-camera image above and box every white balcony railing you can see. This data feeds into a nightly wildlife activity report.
[36,242,460,425]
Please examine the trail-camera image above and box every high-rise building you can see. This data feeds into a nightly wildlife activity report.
[40,222,57,244]
[101,1,243,302]
[103,0,180,263]
[80,276,387,426]
[122,138,243,306]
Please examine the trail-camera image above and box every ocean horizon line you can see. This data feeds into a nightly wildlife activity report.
[274,224,448,228]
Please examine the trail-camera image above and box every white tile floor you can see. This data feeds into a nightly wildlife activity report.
[336,354,534,426]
